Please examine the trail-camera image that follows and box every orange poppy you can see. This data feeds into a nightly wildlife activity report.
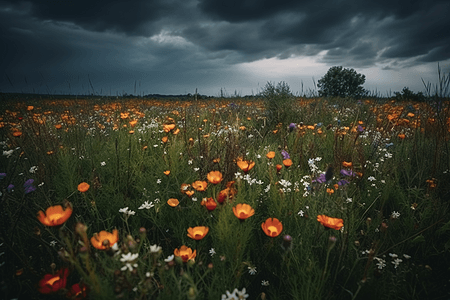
[164,170,171,176]
[398,133,406,139]
[283,159,292,168]
[174,245,196,263]
[276,164,283,172]
[129,120,138,127]
[90,229,119,250]
[342,161,352,168]
[162,136,168,143]
[185,190,195,197]
[172,128,180,135]
[163,124,176,132]
[187,226,209,240]
[326,188,334,195]
[207,171,223,184]
[236,159,255,173]
[217,181,237,203]
[27,105,34,111]
[167,198,179,207]
[317,215,344,230]
[12,131,22,137]
[77,182,90,193]
[261,218,283,237]
[180,183,191,194]
[201,197,217,211]
[266,151,275,159]
[232,204,255,220]
[38,267,69,294]
[54,124,62,129]
[192,180,208,191]
[37,203,73,226]
[426,178,437,188]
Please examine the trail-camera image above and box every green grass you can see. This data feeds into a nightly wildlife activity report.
[0,96,449,299]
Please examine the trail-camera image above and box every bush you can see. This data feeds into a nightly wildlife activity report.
[394,87,426,102]
[318,66,367,99]
[260,81,295,125]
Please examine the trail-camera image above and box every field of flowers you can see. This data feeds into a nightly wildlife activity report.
[0,95,449,299]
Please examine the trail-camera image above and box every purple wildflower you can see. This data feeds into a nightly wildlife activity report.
[24,179,36,194]
[0,173,6,179]
[357,125,364,132]
[281,150,290,160]
[312,173,326,183]
[340,169,355,177]
[7,184,14,192]
[289,123,296,132]
[338,179,349,186]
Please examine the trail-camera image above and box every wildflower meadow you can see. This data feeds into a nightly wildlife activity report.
[0,90,449,299]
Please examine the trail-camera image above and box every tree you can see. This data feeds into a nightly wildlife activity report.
[317,66,367,99]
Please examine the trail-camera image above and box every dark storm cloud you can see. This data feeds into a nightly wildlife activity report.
[1,0,449,95]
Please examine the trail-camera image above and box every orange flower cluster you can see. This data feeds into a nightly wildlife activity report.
[217,181,237,203]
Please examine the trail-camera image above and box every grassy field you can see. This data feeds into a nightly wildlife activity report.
[0,94,449,299]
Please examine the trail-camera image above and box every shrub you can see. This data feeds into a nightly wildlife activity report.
[260,81,296,126]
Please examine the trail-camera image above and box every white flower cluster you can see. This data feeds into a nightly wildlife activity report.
[120,252,139,271]
[278,179,292,193]
[235,172,264,186]
[119,207,135,216]
[308,157,322,173]
[138,201,154,210]
[221,288,249,300]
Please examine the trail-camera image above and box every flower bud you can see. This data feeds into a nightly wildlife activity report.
[328,236,337,250]
[282,235,292,250]
[187,287,197,300]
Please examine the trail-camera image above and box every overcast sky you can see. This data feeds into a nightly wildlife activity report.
[1,0,449,97]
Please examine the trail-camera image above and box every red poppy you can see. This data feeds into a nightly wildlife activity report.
[66,282,88,299]
[201,197,217,211]
[38,267,69,294]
